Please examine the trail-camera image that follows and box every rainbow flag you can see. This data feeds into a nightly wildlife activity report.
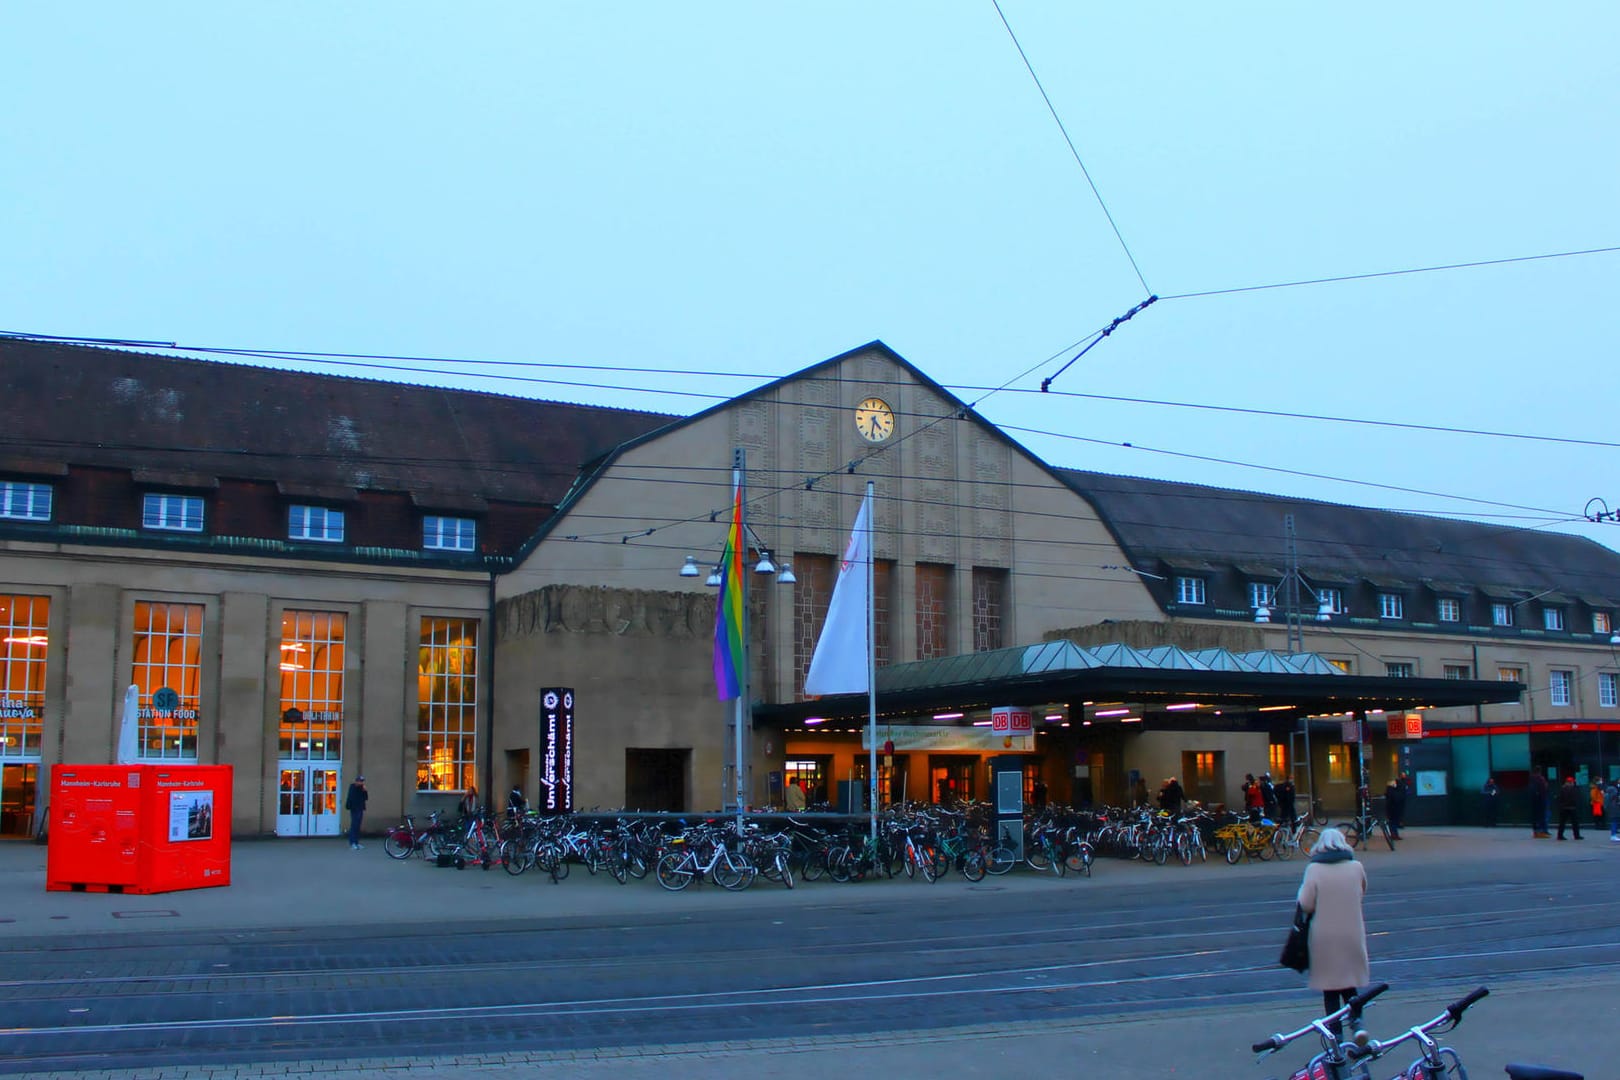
[712,482,745,700]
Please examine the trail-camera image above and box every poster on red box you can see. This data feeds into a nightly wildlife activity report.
[991,706,1032,735]
[168,789,214,841]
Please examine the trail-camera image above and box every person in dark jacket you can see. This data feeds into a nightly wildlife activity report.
[1555,775,1583,840]
[1481,776,1500,827]
[1260,773,1279,821]
[1157,777,1184,815]
[344,775,368,850]
[1277,776,1298,827]
[1530,769,1550,838]
[1384,775,1408,840]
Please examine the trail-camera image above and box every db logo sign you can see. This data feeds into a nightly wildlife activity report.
[991,707,1032,735]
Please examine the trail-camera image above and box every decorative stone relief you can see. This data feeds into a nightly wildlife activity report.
[497,586,711,641]
[971,432,1010,564]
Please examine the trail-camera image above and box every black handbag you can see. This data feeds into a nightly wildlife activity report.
[1279,904,1311,972]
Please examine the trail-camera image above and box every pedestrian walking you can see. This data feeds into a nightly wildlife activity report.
[1384,775,1407,840]
[1157,776,1184,815]
[1031,777,1049,810]
[1481,776,1500,827]
[344,775,368,849]
[1297,827,1369,1035]
[1591,779,1606,831]
[1277,776,1298,827]
[1554,775,1583,840]
[1606,777,1620,842]
[1530,769,1550,838]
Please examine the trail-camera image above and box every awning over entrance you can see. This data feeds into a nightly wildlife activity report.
[754,640,1524,725]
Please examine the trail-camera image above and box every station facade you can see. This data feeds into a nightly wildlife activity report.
[2,337,1617,835]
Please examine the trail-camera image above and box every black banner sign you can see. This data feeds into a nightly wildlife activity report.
[539,687,574,814]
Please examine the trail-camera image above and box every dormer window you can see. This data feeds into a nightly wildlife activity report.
[0,481,51,521]
[1596,612,1613,635]
[1542,607,1564,631]
[1437,598,1460,623]
[142,493,204,533]
[1175,576,1206,605]
[1492,602,1513,627]
[1248,582,1276,611]
[1378,593,1404,620]
[289,505,345,543]
[424,515,476,552]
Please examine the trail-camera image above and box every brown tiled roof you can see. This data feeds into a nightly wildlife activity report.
[1057,468,1620,601]
[0,338,675,507]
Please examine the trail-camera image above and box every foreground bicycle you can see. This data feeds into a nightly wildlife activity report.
[1254,983,1583,1080]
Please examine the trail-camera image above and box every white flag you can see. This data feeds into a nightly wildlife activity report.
[804,492,872,695]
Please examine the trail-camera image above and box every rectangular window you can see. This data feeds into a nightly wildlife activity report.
[1326,743,1350,784]
[0,481,52,522]
[1549,670,1572,707]
[1189,751,1216,786]
[1378,593,1404,620]
[1316,588,1345,616]
[0,595,49,758]
[1327,658,1352,674]
[1175,576,1206,605]
[914,563,952,661]
[1492,602,1513,627]
[416,616,479,791]
[288,505,345,543]
[1249,582,1275,611]
[1498,665,1524,684]
[1268,743,1288,775]
[1595,612,1613,635]
[1599,673,1618,709]
[1542,607,1564,631]
[1438,598,1461,623]
[142,493,204,533]
[423,515,476,552]
[1443,664,1471,680]
[971,567,1008,653]
[279,611,346,761]
[131,601,204,760]
[1386,662,1414,678]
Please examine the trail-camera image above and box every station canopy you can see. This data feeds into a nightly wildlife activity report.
[754,640,1523,726]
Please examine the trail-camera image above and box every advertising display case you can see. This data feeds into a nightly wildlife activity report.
[47,764,232,894]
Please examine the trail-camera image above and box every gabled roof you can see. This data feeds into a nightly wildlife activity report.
[1055,468,1620,600]
[0,338,674,508]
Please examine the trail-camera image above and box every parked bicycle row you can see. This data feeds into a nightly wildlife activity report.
[379,806,1097,889]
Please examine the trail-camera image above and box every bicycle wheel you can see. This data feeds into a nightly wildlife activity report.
[655,851,694,891]
[959,850,987,882]
[1273,832,1296,861]
[499,838,529,876]
[714,853,755,891]
[383,827,415,860]
[986,845,1016,876]
[626,850,649,880]
[773,851,794,889]
[1382,822,1397,850]
[918,845,940,883]
[1300,826,1320,854]
[1051,845,1067,876]
[1342,822,1364,849]
[827,846,853,883]
[538,843,570,880]
[902,847,917,879]
[1152,837,1170,866]
[803,849,829,882]
[1175,832,1193,866]
[1025,841,1052,872]
[1224,838,1242,864]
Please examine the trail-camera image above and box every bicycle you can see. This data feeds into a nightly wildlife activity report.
[1343,809,1397,851]
[1253,981,1390,1079]
[655,826,757,891]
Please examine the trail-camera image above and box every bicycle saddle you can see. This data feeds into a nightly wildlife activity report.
[1505,1065,1583,1080]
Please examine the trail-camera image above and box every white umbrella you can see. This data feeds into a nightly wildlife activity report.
[115,684,141,764]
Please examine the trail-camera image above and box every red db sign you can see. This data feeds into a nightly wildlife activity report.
[991,707,1032,735]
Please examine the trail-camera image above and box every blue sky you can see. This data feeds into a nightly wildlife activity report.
[4,3,1616,552]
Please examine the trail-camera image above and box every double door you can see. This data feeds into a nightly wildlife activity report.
[276,764,341,837]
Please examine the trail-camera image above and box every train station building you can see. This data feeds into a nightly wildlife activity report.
[2,336,1616,837]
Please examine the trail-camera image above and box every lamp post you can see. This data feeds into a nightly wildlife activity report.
[680,448,794,828]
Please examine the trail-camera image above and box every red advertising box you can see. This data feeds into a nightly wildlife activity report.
[48,764,232,894]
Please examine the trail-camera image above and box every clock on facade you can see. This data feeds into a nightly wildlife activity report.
[854,397,895,442]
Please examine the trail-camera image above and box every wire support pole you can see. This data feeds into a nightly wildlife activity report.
[1041,295,1158,392]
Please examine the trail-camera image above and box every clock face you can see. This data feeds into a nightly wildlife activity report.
[854,397,895,442]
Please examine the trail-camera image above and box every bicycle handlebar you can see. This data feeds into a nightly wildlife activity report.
[1252,983,1389,1055]
[1343,987,1489,1064]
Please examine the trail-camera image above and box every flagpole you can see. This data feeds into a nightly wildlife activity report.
[734,448,748,833]
[865,480,877,844]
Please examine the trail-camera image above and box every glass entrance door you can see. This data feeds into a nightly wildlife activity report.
[0,763,37,839]
[276,764,341,837]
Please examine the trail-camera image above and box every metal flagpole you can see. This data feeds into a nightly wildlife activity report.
[865,480,877,844]
[734,448,748,833]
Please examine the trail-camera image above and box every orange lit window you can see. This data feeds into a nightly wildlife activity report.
[0,595,49,758]
[1189,751,1215,785]
[1326,743,1350,784]
[279,610,347,762]
[132,601,203,760]
[1269,743,1288,775]
[416,617,478,791]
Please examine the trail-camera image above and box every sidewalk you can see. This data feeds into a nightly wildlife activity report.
[2,825,1610,939]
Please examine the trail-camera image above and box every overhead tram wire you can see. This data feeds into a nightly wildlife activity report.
[991,0,1151,298]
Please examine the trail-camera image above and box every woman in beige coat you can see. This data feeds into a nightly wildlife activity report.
[1296,827,1369,1021]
